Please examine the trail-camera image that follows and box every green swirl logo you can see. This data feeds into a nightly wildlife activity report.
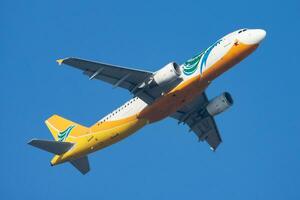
[58,125,75,141]
[183,53,203,75]
[183,39,221,76]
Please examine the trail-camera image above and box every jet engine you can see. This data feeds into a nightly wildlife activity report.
[206,92,234,116]
[153,62,181,86]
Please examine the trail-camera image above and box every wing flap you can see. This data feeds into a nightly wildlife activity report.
[188,116,222,151]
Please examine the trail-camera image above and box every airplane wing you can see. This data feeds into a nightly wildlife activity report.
[57,57,165,103]
[171,92,222,151]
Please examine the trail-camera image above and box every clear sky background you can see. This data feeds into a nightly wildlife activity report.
[1,0,299,199]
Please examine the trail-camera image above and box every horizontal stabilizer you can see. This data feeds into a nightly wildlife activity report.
[70,156,90,175]
[28,139,74,155]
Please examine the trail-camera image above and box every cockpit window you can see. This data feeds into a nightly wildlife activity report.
[238,29,247,34]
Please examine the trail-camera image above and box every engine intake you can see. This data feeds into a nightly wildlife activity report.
[206,92,233,116]
[153,62,181,86]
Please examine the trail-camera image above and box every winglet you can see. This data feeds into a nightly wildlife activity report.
[56,58,65,66]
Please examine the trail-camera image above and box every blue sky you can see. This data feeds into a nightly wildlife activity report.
[1,0,300,199]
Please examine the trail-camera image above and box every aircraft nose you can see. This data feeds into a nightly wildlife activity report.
[237,29,266,45]
[252,29,266,44]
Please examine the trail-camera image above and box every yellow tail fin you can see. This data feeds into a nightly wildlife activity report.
[45,115,89,141]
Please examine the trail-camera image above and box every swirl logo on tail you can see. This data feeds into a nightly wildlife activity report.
[58,125,75,142]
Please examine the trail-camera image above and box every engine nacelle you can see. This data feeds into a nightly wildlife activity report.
[206,92,234,116]
[153,62,181,86]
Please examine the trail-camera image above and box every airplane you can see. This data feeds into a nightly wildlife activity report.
[28,28,266,174]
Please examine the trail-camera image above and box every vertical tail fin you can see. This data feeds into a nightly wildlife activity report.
[45,115,89,141]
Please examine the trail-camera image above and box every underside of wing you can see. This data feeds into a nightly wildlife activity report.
[57,57,172,104]
[171,92,223,151]
[58,57,153,90]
